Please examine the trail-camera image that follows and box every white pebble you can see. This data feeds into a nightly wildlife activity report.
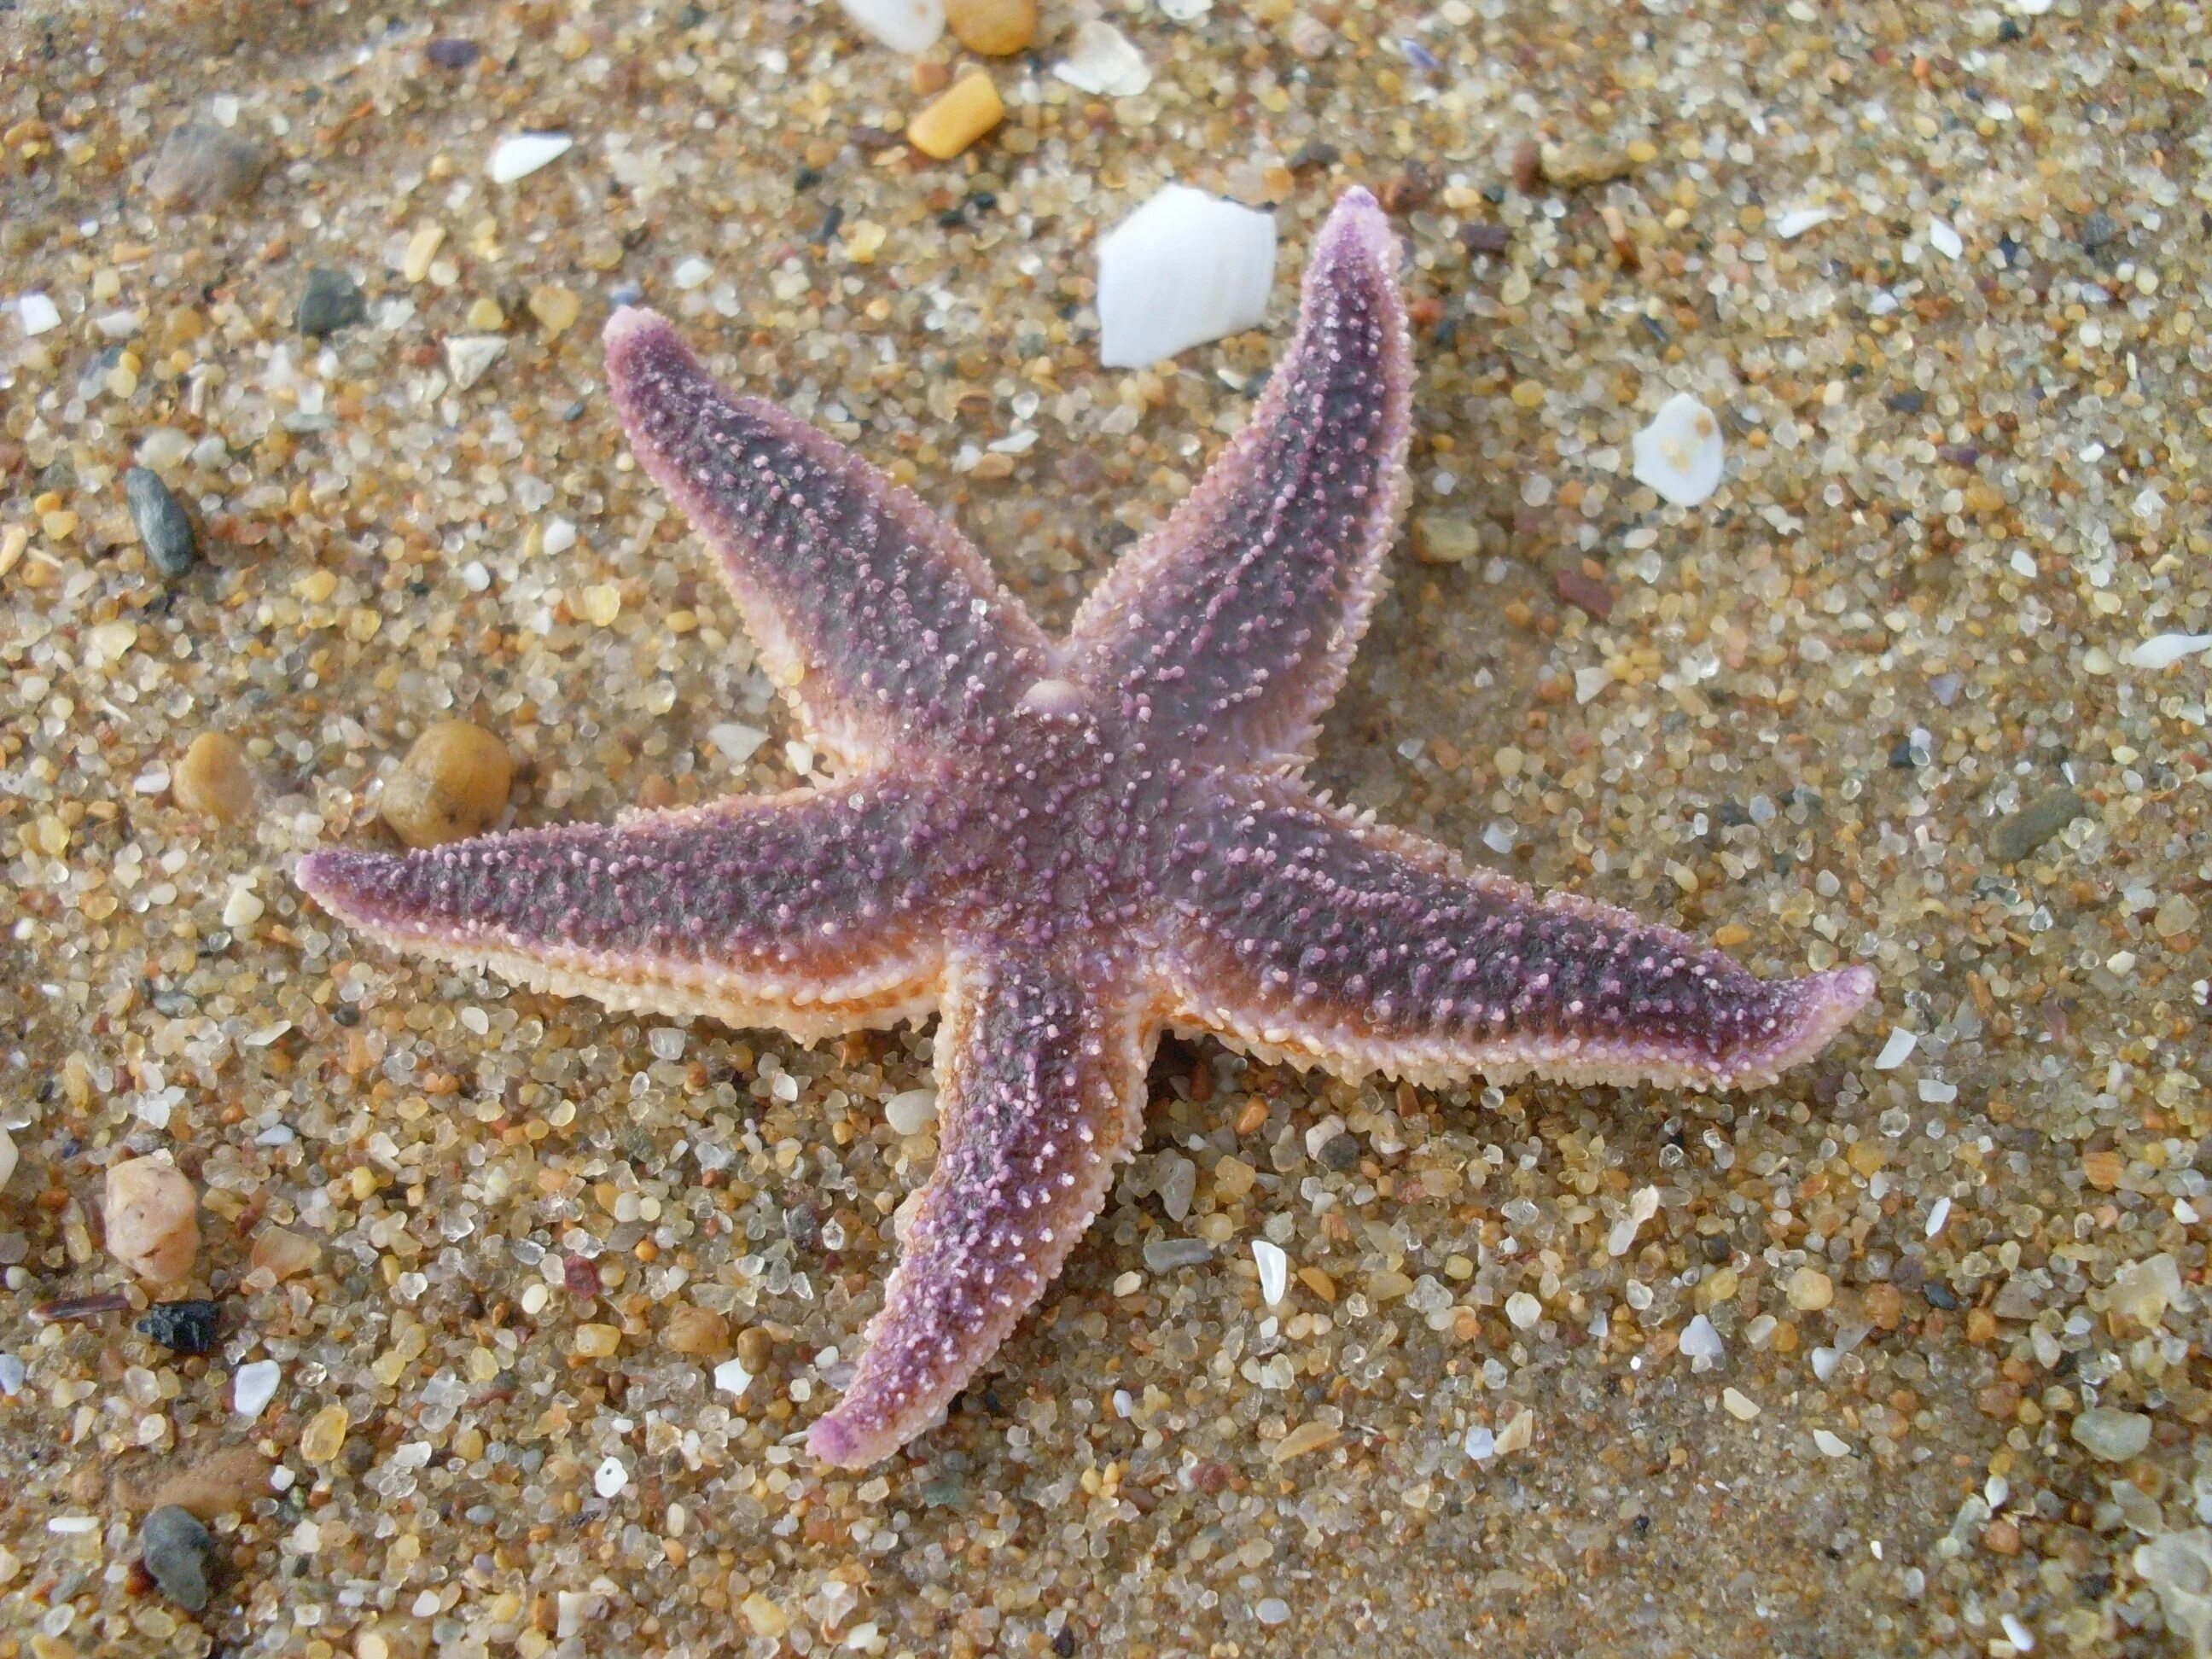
[1574,664,1614,704]
[1160,0,1213,19]
[445,335,506,391]
[1917,1078,1957,1103]
[593,1456,628,1499]
[1774,207,1833,240]
[1679,1314,1724,1367]
[1721,1387,1760,1421]
[708,722,768,764]
[18,293,60,336]
[839,0,945,53]
[487,133,573,184]
[1812,1428,1852,1458]
[1252,1238,1289,1307]
[1631,393,1726,506]
[0,1125,15,1193]
[1924,1196,1952,1238]
[1054,20,1153,96]
[1927,218,1964,260]
[884,1088,939,1136]
[1505,1291,1541,1330]
[542,517,577,556]
[1872,1027,1918,1069]
[713,1359,754,1399]
[1464,1424,1497,1462]
[672,256,713,291]
[1097,186,1276,370]
[222,880,265,930]
[0,1353,22,1396]
[2002,1613,2034,1652]
[2128,632,2212,670]
[1254,1597,1289,1626]
[235,1359,282,1420]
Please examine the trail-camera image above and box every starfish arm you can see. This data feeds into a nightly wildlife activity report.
[295,778,955,1039]
[1067,189,1415,766]
[1150,777,1877,1093]
[603,309,1051,766]
[808,949,1155,1467]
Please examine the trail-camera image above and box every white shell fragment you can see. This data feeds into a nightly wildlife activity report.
[839,0,945,55]
[1680,1314,1725,1367]
[1097,185,1278,369]
[1774,207,1833,240]
[1872,1027,1918,1069]
[234,1359,281,1420]
[1252,1238,1289,1306]
[2128,633,2212,671]
[1630,393,1726,506]
[487,132,573,184]
[1054,21,1154,97]
[18,294,60,336]
[445,335,506,391]
[884,1088,939,1136]
[1927,217,1964,260]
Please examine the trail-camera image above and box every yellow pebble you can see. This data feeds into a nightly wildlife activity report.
[740,1595,789,1639]
[573,1322,621,1359]
[945,0,1036,55]
[173,731,256,824]
[465,296,505,331]
[907,71,1004,161]
[579,584,622,627]
[1510,378,1545,408]
[1786,1266,1835,1313]
[529,284,581,337]
[301,1404,350,1464]
[380,720,514,848]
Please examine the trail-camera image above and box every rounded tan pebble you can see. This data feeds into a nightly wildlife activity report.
[906,69,1004,160]
[735,1324,774,1372]
[172,731,256,824]
[105,1156,200,1284]
[662,1305,731,1357]
[250,1225,323,1281]
[945,0,1035,55]
[381,720,514,847]
[1785,1265,1835,1313]
[300,1403,350,1464]
[1412,513,1479,565]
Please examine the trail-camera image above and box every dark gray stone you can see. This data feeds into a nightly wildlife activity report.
[1987,787,2087,864]
[140,1505,215,1611]
[123,467,197,578]
[147,122,267,210]
[296,267,366,338]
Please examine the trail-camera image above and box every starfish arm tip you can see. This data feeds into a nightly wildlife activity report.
[602,302,667,358]
[805,1412,879,1469]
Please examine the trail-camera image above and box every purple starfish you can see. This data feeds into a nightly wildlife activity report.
[299,190,1875,1468]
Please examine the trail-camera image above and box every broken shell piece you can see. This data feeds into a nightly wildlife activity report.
[486,133,573,184]
[1097,185,1277,369]
[1630,393,1725,507]
[840,0,946,54]
[1054,20,1153,97]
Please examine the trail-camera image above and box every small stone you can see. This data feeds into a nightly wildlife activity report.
[123,466,198,577]
[148,122,266,209]
[132,1442,272,1520]
[233,1359,281,1420]
[1211,1155,1255,1201]
[295,268,366,338]
[1812,1429,1852,1458]
[2137,1532,2212,1656]
[945,0,1035,55]
[300,1403,350,1463]
[172,732,255,824]
[1988,787,2087,864]
[1872,1027,1918,1069]
[663,1306,730,1357]
[573,1322,621,1359]
[1785,1266,1835,1312]
[445,334,506,390]
[529,284,582,337]
[2152,894,2199,940]
[1143,1237,1215,1273]
[713,1358,754,1398]
[0,1125,15,1193]
[139,1505,216,1612]
[1926,217,1964,260]
[487,133,573,184]
[105,1156,200,1284]
[1774,207,1834,239]
[1097,186,1277,369]
[1411,513,1479,564]
[1721,1387,1761,1421]
[740,1593,790,1639]
[1505,1291,1541,1330]
[1631,393,1726,506]
[137,1300,222,1355]
[840,0,945,53]
[885,1088,938,1135]
[1252,1238,1289,1305]
[1679,1314,1724,1365]
[18,293,61,336]
[906,70,1004,161]
[2070,1406,2151,1462]
[426,38,482,69]
[1553,568,1614,620]
[1054,20,1153,96]
[1271,1420,1340,1462]
[1539,140,1636,189]
[250,1226,321,1281]
[380,721,514,847]
[594,1456,628,1499]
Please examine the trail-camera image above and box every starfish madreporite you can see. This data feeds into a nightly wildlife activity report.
[299,189,1877,1468]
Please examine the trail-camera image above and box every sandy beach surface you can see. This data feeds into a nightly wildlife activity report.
[3,1,2209,1654]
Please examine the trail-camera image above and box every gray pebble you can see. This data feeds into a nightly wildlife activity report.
[1987,787,2087,864]
[148,122,267,210]
[1318,1132,1362,1172]
[140,1505,215,1611]
[124,467,198,578]
[296,267,366,338]
[1142,1237,1215,1273]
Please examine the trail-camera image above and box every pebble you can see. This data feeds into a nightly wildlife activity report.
[1631,393,1726,506]
[2071,1406,2151,1463]
[1054,21,1153,96]
[663,1305,731,1356]
[233,1358,280,1420]
[945,0,1035,54]
[1538,140,1637,188]
[713,1359,754,1398]
[1097,186,1277,368]
[1411,513,1479,564]
[840,0,945,54]
[1785,1266,1835,1313]
[172,731,256,824]
[2130,632,2212,669]
[139,1506,217,1612]
[905,71,1004,162]
[295,267,366,338]
[1143,1237,1214,1272]
[1872,1027,1918,1069]
[301,1403,351,1463]
[528,284,582,337]
[1252,1239,1289,1306]
[445,334,506,391]
[426,38,482,69]
[380,720,514,847]
[148,121,267,208]
[1986,787,2087,864]
[18,293,61,336]
[1505,1291,1541,1330]
[0,1124,14,1192]
[1775,207,1835,240]
[487,133,573,184]
[137,1299,222,1355]
[1679,1314,1724,1365]
[885,1088,939,1135]
[1721,1387,1761,1421]
[249,1225,321,1280]
[104,1156,201,1284]
[123,466,198,577]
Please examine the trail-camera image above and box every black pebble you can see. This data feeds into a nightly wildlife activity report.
[1053,1624,1078,1656]
[1885,389,1925,415]
[426,38,482,68]
[2079,211,2118,251]
[123,467,197,577]
[140,1505,216,1612]
[137,1298,221,1355]
[296,267,367,338]
[1922,1281,1959,1311]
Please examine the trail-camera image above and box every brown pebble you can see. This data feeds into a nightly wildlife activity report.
[735,1324,774,1372]
[250,1225,322,1281]
[1983,1518,2022,1556]
[105,1156,201,1284]
[1379,166,1433,214]
[944,0,1035,55]
[1553,567,1614,620]
[1461,222,1512,256]
[381,720,514,847]
[663,1305,731,1357]
[172,731,256,824]
[1509,141,1540,194]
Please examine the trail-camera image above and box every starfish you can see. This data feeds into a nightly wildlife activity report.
[298,189,1876,1469]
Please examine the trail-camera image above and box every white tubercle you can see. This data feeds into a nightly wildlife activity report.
[1631,393,1726,507]
[1018,677,1087,718]
[1097,186,1278,369]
